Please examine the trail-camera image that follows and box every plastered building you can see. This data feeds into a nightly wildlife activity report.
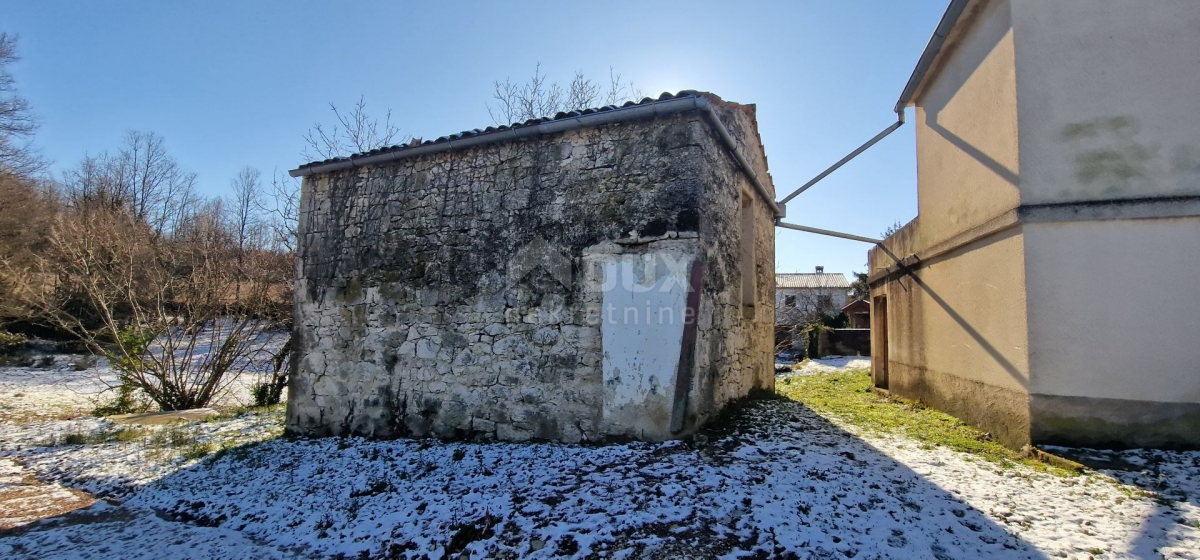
[870,0,1200,449]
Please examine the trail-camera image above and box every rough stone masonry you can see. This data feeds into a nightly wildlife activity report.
[287,91,777,442]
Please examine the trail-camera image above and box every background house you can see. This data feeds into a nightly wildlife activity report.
[842,299,870,329]
[774,268,852,356]
[869,0,1200,449]
[775,267,850,326]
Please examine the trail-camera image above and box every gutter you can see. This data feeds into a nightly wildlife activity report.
[694,99,784,218]
[894,0,971,113]
[288,96,783,218]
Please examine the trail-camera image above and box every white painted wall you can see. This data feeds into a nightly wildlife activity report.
[774,288,848,325]
[598,254,693,439]
[1009,0,1200,407]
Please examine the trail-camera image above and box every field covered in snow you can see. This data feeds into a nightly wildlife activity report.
[0,329,290,421]
[0,355,1198,559]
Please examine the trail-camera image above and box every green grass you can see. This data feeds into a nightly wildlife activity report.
[56,425,149,446]
[776,369,1079,476]
[182,441,215,460]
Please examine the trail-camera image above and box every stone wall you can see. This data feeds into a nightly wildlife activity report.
[818,329,870,358]
[288,94,775,442]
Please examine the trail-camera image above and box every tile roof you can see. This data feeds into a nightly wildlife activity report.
[295,90,705,172]
[776,273,851,289]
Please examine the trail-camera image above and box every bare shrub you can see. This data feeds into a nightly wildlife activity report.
[24,200,290,412]
[0,172,56,325]
[251,333,292,407]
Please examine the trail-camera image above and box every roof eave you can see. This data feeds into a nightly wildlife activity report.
[894,0,972,113]
[290,94,705,178]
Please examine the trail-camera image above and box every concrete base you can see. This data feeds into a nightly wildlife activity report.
[1031,394,1200,450]
[109,408,218,425]
[888,363,1031,449]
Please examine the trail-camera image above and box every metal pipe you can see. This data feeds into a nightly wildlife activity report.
[693,98,783,218]
[895,0,971,114]
[777,221,882,244]
[774,0,969,209]
[777,115,904,205]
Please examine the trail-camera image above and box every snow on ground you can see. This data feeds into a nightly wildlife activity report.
[0,408,284,502]
[0,357,1198,558]
[784,355,873,376]
[0,330,291,422]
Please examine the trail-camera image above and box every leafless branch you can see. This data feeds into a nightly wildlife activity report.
[487,63,641,125]
[0,33,46,176]
[302,97,406,161]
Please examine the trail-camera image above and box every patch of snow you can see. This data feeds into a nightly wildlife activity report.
[0,394,1197,558]
[0,409,284,502]
[782,355,872,377]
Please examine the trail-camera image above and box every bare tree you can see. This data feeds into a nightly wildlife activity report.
[59,132,199,236]
[0,33,45,176]
[881,220,905,238]
[0,171,55,323]
[226,167,262,252]
[775,294,825,358]
[302,97,404,162]
[226,166,298,405]
[23,203,290,412]
[119,131,199,235]
[225,166,265,299]
[252,169,300,253]
[59,154,124,214]
[488,64,642,124]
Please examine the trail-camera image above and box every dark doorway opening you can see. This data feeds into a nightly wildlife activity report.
[872,295,889,389]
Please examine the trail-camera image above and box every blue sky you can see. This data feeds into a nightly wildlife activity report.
[3,0,947,278]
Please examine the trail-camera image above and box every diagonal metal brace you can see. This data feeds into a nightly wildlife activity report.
[777,221,882,244]
[777,119,904,205]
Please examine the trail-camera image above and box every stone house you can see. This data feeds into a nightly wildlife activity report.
[870,0,1200,449]
[287,91,778,443]
[774,268,850,326]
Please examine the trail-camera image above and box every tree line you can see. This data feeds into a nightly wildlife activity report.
[0,31,639,413]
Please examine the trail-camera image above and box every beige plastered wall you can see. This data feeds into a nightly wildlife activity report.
[1010,0,1200,205]
[870,0,1032,447]
[1012,0,1200,447]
